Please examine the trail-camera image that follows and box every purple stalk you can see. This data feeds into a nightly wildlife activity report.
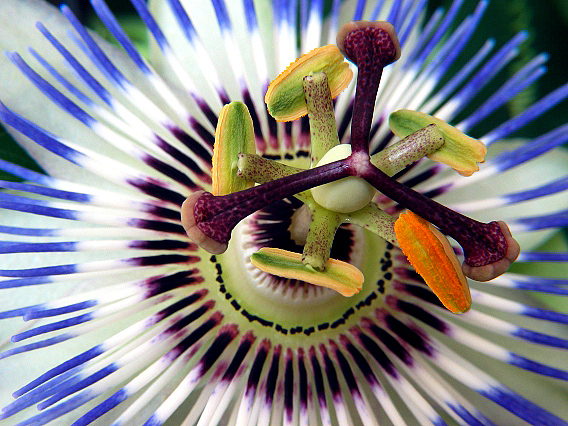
[338,22,400,154]
[359,163,507,266]
[192,160,351,244]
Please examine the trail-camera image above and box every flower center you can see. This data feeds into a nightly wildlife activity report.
[180,20,520,312]
[311,144,376,213]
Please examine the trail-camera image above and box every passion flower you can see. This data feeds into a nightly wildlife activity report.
[0,1,567,425]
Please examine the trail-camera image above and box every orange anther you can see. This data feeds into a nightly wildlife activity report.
[394,211,471,313]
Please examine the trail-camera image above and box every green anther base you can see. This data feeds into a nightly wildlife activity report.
[346,203,398,246]
[237,153,303,182]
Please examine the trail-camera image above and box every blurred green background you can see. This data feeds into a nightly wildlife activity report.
[427,0,568,137]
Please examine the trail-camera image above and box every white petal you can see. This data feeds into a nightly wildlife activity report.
[147,0,276,134]
[0,0,162,187]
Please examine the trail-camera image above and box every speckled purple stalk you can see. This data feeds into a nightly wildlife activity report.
[342,26,398,154]
[359,163,507,266]
[193,160,351,244]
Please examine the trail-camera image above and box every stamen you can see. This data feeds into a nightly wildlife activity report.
[394,211,471,314]
[251,248,363,297]
[337,21,401,153]
[211,102,256,196]
[389,110,486,176]
[264,45,353,122]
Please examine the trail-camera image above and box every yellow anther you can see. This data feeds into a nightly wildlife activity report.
[265,45,353,122]
[212,101,256,196]
[251,247,364,297]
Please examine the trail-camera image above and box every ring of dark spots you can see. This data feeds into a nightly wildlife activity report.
[331,307,356,329]
[377,279,385,293]
[241,309,274,327]
[356,291,378,309]
[262,154,282,160]
[304,327,315,336]
[207,223,395,335]
[331,318,345,328]
[376,246,394,293]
